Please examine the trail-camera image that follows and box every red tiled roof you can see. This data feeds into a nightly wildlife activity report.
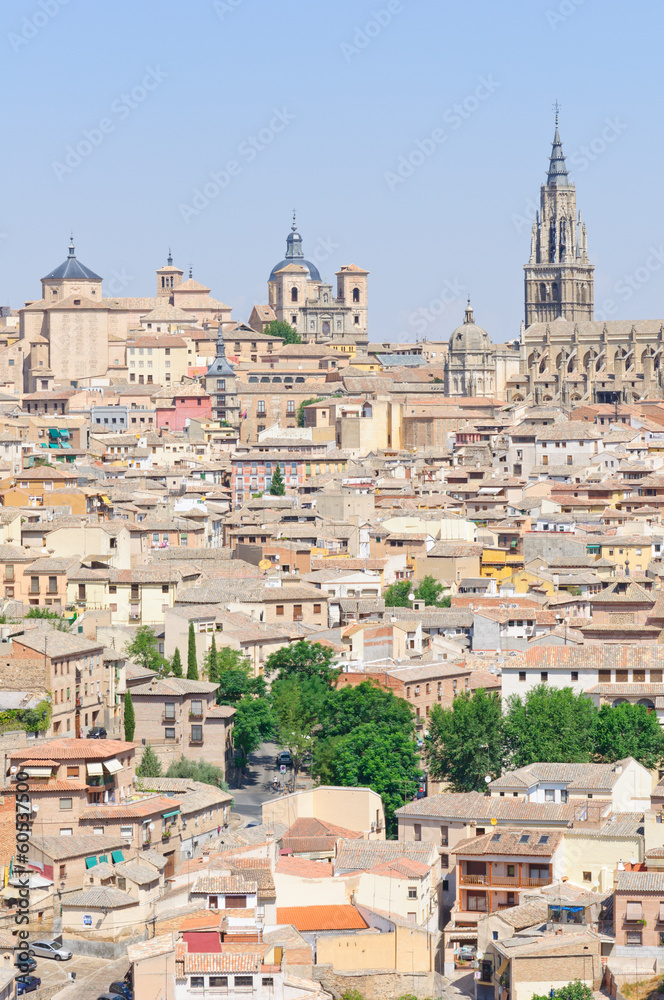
[80,796,179,820]
[11,738,134,761]
[275,858,334,879]
[276,905,367,931]
[182,932,222,954]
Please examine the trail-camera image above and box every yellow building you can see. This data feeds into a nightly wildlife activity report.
[481,547,524,581]
[599,535,655,575]
[126,333,188,386]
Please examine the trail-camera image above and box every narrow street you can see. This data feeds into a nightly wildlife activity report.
[230,741,283,821]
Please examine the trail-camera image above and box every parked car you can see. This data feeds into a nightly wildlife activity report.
[87,726,108,739]
[16,976,41,996]
[30,941,72,961]
[275,750,292,768]
[14,957,36,973]
[109,982,133,999]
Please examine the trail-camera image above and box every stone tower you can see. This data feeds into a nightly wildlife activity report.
[524,113,594,327]
[156,249,184,299]
[205,321,240,429]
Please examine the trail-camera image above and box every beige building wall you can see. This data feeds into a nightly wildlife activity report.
[317,924,434,974]
[562,831,643,892]
[262,786,385,836]
[273,871,350,908]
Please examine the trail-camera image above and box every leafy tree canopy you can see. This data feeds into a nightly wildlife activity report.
[425,689,504,792]
[594,701,664,770]
[233,697,275,777]
[384,576,450,608]
[319,681,414,740]
[297,397,324,427]
[533,981,594,1000]
[25,607,72,631]
[264,640,337,683]
[166,755,229,791]
[263,320,301,345]
[124,626,162,672]
[209,646,266,704]
[504,685,596,768]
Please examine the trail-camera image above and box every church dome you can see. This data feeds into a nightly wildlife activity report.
[450,301,490,351]
[269,214,321,283]
[42,238,102,282]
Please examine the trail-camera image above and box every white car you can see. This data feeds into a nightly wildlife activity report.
[29,941,72,961]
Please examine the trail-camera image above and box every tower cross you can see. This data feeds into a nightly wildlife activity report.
[552,100,561,126]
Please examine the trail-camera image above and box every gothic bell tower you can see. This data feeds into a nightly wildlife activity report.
[524,109,594,327]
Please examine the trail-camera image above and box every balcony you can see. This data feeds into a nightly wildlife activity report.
[162,714,177,725]
[188,712,204,720]
[459,872,550,888]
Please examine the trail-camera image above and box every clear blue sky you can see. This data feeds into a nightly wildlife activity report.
[3,0,662,343]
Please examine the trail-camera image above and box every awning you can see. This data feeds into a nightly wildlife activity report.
[85,857,98,870]
[86,762,103,776]
[549,904,584,913]
[48,428,59,438]
[162,809,180,819]
[626,901,642,921]
[62,442,72,449]
[98,855,108,864]
[60,430,70,439]
[496,958,508,978]
[111,850,124,863]
[103,758,123,774]
[24,767,52,777]
[101,495,112,504]
[48,442,58,448]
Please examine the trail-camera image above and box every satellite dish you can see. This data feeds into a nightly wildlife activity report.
[484,775,492,783]
[630,857,637,865]
[259,559,271,570]
[490,818,498,826]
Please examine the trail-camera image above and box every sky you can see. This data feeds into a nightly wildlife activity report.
[2,0,663,344]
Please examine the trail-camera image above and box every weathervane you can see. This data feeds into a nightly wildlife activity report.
[552,99,561,126]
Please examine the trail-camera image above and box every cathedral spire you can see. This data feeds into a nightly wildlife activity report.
[285,211,304,261]
[547,105,569,188]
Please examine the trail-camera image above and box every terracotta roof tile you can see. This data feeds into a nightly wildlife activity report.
[276,904,367,932]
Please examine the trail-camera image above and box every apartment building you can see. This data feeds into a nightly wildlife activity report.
[129,675,235,776]
[487,758,652,811]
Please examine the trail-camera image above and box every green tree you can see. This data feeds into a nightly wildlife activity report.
[204,634,218,681]
[532,981,594,1000]
[319,681,414,739]
[263,319,301,345]
[212,647,265,704]
[503,685,596,767]
[594,701,664,769]
[171,647,183,677]
[324,722,420,836]
[425,690,504,792]
[124,626,161,672]
[166,756,229,791]
[414,575,449,607]
[383,580,413,607]
[187,621,198,680]
[270,465,285,496]
[233,697,275,784]
[271,675,330,784]
[137,743,163,778]
[124,690,135,742]
[25,608,71,631]
[264,640,337,683]
[297,397,324,427]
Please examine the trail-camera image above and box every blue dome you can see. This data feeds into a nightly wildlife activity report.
[42,240,102,282]
[269,216,321,282]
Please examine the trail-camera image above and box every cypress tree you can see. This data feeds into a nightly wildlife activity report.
[270,464,285,496]
[187,621,198,680]
[124,690,135,742]
[171,647,183,677]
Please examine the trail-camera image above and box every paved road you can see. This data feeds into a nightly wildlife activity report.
[230,741,284,821]
[23,952,122,1000]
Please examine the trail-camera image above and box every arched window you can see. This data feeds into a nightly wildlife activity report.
[323,294,328,303]
[352,287,360,303]
[540,282,547,302]
[552,282,559,300]
[290,286,298,302]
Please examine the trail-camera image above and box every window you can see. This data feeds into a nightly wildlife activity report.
[120,825,132,839]
[313,604,322,615]
[190,700,203,718]
[476,827,485,836]
[59,798,72,811]
[626,931,642,946]
[165,727,175,740]
[191,977,205,988]
[293,604,303,621]
[60,828,73,836]
[571,671,578,681]
[539,835,550,844]
[519,671,526,682]
[519,834,530,843]
[561,790,568,803]
[440,853,449,868]
[408,887,417,899]
[276,605,284,616]
[506,864,515,876]
[262,978,274,987]
[545,789,555,802]
[442,879,449,891]
[413,823,421,842]
[59,864,66,879]
[582,871,592,881]
[441,825,448,846]
[235,977,253,988]
[164,703,175,721]
[540,671,548,683]
[211,979,228,988]
[290,287,298,302]
[191,725,203,743]
[66,766,79,778]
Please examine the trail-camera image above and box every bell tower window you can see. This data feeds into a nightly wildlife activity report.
[352,287,360,303]
[291,287,298,302]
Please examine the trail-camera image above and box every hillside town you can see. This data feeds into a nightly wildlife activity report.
[0,119,664,1000]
